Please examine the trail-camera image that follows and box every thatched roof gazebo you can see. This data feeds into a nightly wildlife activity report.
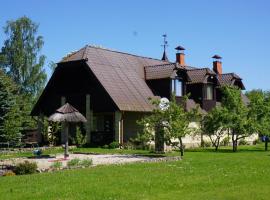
[48,103,87,158]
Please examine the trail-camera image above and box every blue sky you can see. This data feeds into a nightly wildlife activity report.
[0,0,270,91]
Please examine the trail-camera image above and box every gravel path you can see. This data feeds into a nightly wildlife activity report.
[0,154,181,170]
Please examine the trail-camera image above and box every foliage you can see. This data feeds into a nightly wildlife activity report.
[108,141,120,149]
[79,158,93,167]
[239,139,248,145]
[0,16,47,97]
[137,95,199,156]
[220,136,230,146]
[47,122,60,146]
[14,161,37,175]
[246,90,270,150]
[67,158,80,168]
[202,105,228,151]
[2,170,16,176]
[0,70,22,144]
[71,126,86,147]
[221,86,256,152]
[50,161,62,170]
[201,140,212,147]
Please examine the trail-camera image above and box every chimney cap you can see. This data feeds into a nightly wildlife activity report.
[175,45,185,51]
[212,54,222,60]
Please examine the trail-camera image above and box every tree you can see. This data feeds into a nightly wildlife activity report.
[202,106,228,151]
[137,95,199,157]
[0,70,22,144]
[0,16,47,97]
[246,90,270,151]
[221,86,255,152]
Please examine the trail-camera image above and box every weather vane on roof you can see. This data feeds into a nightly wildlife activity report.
[161,34,169,61]
[162,34,168,52]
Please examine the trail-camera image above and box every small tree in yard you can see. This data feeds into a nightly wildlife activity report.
[202,106,228,151]
[137,95,199,157]
[246,90,270,151]
[221,86,256,152]
[164,96,200,156]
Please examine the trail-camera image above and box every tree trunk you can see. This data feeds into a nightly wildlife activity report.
[232,140,238,152]
[155,124,165,154]
[64,123,69,159]
[179,137,184,157]
[265,140,268,151]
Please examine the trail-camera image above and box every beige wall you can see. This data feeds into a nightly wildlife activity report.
[123,112,146,142]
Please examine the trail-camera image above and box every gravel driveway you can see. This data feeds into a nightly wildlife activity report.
[0,154,181,170]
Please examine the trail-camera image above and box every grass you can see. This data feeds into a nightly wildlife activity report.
[0,148,64,160]
[0,147,178,159]
[0,144,269,200]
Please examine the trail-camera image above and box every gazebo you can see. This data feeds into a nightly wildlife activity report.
[48,103,87,158]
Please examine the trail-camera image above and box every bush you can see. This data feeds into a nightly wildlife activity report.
[239,139,248,145]
[122,141,135,150]
[102,144,109,149]
[221,136,230,146]
[3,170,16,176]
[202,140,212,147]
[50,161,62,170]
[67,158,80,168]
[14,161,37,175]
[109,141,120,149]
[80,159,93,167]
[253,138,262,145]
[71,127,86,147]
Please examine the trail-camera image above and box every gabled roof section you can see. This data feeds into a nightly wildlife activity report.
[144,63,177,80]
[62,45,169,112]
[186,68,216,84]
[218,73,245,89]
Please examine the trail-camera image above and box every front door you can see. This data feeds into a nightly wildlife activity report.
[91,113,114,146]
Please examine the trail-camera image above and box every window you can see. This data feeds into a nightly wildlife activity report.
[171,79,182,96]
[206,84,213,100]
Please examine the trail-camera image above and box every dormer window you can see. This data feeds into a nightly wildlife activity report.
[171,79,182,96]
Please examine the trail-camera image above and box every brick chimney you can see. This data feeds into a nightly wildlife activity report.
[175,45,185,65]
[212,55,222,75]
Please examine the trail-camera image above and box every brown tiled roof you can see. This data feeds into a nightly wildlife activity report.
[218,73,241,86]
[144,63,177,80]
[186,68,216,84]
[62,45,169,112]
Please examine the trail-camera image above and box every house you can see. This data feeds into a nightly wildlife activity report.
[31,45,247,146]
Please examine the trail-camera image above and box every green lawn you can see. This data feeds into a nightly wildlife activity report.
[0,145,269,200]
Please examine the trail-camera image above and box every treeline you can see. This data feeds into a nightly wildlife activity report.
[0,16,47,145]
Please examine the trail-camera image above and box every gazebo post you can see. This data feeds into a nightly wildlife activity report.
[64,122,69,158]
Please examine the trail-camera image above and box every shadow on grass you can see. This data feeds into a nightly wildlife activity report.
[185,145,267,153]
[27,155,55,159]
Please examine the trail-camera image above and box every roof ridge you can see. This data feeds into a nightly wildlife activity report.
[87,45,169,63]
[187,67,211,71]
[144,63,176,68]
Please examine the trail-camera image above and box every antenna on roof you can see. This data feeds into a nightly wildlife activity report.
[161,34,169,61]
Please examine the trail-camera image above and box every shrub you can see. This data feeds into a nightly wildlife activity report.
[71,127,86,147]
[67,158,80,168]
[202,140,211,147]
[14,161,37,175]
[253,138,262,145]
[239,139,248,145]
[221,136,230,146]
[122,141,135,150]
[102,144,109,149]
[80,159,93,167]
[109,141,120,149]
[3,170,16,176]
[50,161,62,170]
